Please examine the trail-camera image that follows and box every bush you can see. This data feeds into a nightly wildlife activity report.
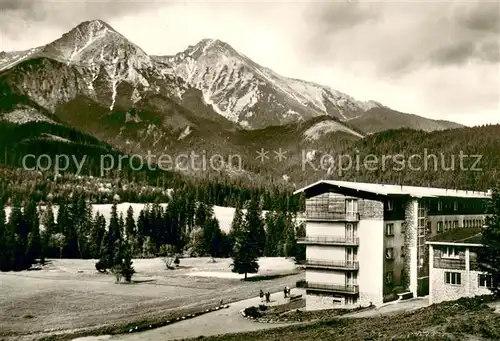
[296,279,306,288]
[244,306,262,318]
[95,259,108,273]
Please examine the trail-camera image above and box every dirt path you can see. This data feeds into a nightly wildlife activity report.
[79,293,428,341]
[108,290,301,341]
[340,297,429,318]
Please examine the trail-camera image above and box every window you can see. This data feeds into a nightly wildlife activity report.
[445,272,461,285]
[444,221,449,231]
[386,248,394,260]
[401,246,405,257]
[385,271,394,284]
[454,201,458,211]
[426,222,432,234]
[479,274,493,288]
[437,221,443,233]
[401,222,406,234]
[387,200,394,211]
[453,220,459,229]
[438,201,443,211]
[385,223,394,236]
[345,199,358,215]
[442,246,459,259]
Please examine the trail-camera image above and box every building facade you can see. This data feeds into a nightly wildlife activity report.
[294,180,490,311]
[427,228,493,305]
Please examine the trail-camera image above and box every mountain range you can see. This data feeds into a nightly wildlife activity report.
[0,20,465,181]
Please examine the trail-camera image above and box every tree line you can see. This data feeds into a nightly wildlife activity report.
[0,188,305,279]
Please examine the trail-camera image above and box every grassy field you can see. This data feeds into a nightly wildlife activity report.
[182,296,500,341]
[0,257,302,341]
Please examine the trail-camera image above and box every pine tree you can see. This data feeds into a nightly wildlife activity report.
[231,198,262,279]
[231,226,260,280]
[41,203,56,260]
[264,212,279,257]
[195,202,207,228]
[120,242,135,282]
[478,187,500,296]
[125,206,136,239]
[203,217,222,261]
[98,203,121,270]
[89,213,106,259]
[230,203,244,235]
[0,199,15,271]
[10,201,31,270]
[25,202,41,264]
[244,197,266,257]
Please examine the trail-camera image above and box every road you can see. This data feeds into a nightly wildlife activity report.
[74,293,429,341]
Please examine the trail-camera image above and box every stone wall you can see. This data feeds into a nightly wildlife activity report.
[403,199,419,295]
[359,199,384,220]
[429,245,492,304]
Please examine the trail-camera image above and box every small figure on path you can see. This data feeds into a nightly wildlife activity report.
[286,286,290,297]
[283,286,287,298]
[265,292,271,303]
[220,299,223,306]
[259,290,264,302]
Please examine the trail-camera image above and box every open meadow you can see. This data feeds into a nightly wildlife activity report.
[0,257,302,341]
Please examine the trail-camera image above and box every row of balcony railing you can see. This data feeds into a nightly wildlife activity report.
[305,259,359,270]
[297,236,359,245]
[305,281,359,294]
[298,212,360,221]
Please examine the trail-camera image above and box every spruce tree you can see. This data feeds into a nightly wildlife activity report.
[0,199,15,271]
[125,206,136,239]
[231,198,262,279]
[25,202,41,264]
[41,203,56,260]
[98,203,121,270]
[244,197,266,257]
[11,201,30,270]
[120,242,135,282]
[478,187,500,296]
[90,213,106,259]
[231,226,260,280]
[264,212,279,257]
[195,202,207,228]
[203,217,222,261]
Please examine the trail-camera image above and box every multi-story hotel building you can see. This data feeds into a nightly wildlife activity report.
[426,228,493,305]
[294,180,491,311]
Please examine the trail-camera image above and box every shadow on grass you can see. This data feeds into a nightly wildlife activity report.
[132,279,156,284]
[242,272,299,282]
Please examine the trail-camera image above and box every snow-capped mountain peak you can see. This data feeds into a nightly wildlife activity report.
[161,38,386,129]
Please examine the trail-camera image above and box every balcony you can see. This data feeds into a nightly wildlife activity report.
[306,259,359,270]
[298,211,360,222]
[306,282,359,294]
[297,235,359,246]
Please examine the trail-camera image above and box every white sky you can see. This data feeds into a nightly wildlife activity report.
[0,0,499,126]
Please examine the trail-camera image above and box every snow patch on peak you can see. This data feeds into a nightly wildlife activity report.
[304,120,363,140]
[178,126,192,140]
[1,106,56,125]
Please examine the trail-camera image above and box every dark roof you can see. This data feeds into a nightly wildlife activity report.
[428,228,483,245]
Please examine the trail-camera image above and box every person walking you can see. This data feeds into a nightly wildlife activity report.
[265,292,271,303]
[283,286,287,298]
[259,290,264,302]
[286,285,290,298]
